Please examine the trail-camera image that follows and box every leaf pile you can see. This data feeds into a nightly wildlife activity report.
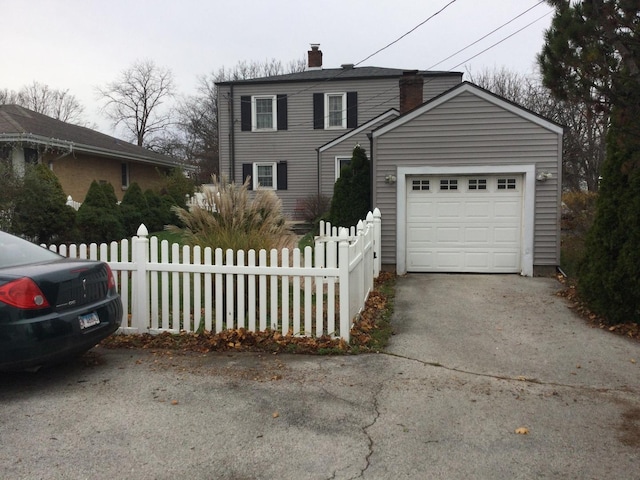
[556,274,640,342]
[101,271,396,354]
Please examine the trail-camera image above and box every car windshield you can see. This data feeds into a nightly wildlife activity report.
[0,231,63,268]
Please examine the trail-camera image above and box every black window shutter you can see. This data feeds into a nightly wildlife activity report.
[313,93,324,129]
[347,92,358,128]
[240,96,251,131]
[277,94,288,130]
[242,163,253,190]
[277,162,288,190]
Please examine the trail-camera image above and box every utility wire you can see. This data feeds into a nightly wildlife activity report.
[354,0,458,67]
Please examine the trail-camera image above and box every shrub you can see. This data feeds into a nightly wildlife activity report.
[120,182,149,236]
[144,188,174,233]
[76,181,125,243]
[10,164,76,244]
[327,145,371,228]
[169,176,295,253]
[298,194,330,228]
[578,116,640,325]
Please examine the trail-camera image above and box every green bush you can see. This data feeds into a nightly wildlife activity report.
[120,182,149,236]
[144,188,174,233]
[327,145,371,228]
[578,116,640,325]
[10,164,76,244]
[76,180,125,243]
[169,176,295,253]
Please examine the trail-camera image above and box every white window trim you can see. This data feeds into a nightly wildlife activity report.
[395,165,535,277]
[251,95,277,131]
[252,162,277,190]
[325,93,346,129]
[335,156,351,180]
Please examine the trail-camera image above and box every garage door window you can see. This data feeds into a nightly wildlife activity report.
[497,178,517,190]
[440,179,458,191]
[468,179,487,190]
[412,179,430,191]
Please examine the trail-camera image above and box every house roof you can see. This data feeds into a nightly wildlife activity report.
[372,82,564,138]
[318,109,399,153]
[215,66,462,86]
[0,104,181,167]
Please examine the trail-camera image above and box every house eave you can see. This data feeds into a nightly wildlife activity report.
[0,133,181,168]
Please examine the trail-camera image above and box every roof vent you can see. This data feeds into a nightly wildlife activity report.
[341,64,355,70]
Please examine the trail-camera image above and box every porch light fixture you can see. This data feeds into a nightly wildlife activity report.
[536,171,552,182]
[385,174,397,184]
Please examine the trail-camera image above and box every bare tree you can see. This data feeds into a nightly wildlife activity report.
[1,82,85,124]
[97,59,175,148]
[467,67,607,191]
[174,57,306,182]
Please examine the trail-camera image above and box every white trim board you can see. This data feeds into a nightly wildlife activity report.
[396,164,536,276]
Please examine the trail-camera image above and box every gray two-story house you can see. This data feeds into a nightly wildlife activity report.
[216,45,463,216]
[217,46,563,276]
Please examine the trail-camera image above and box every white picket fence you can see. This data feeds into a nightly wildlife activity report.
[45,209,381,342]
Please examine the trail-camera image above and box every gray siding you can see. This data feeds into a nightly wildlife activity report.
[218,74,461,217]
[373,90,562,267]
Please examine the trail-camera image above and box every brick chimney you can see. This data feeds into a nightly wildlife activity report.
[399,70,424,114]
[308,44,322,70]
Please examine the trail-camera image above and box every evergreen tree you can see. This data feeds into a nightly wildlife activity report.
[76,181,125,243]
[10,163,76,244]
[144,189,174,233]
[120,182,149,236]
[539,1,640,323]
[327,145,371,228]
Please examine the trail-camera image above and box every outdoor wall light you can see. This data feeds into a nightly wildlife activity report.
[385,174,397,184]
[536,171,552,182]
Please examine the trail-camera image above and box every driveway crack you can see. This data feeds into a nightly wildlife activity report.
[381,351,637,393]
[350,394,380,479]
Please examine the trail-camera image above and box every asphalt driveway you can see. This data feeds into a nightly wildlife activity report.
[1,274,638,479]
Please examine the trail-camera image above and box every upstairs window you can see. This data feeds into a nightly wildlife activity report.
[240,95,288,132]
[313,92,358,130]
[253,96,276,130]
[327,93,346,128]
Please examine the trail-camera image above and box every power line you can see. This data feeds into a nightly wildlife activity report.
[354,0,458,67]
[428,0,547,70]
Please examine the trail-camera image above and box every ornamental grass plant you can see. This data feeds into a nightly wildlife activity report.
[168,176,296,254]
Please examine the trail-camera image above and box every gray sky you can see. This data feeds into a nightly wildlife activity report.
[4,0,554,137]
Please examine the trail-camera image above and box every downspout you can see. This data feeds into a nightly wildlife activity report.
[367,132,374,210]
[316,147,320,197]
[229,85,235,181]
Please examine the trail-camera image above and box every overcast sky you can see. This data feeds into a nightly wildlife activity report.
[4,0,555,137]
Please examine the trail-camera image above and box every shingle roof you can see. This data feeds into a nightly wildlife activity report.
[0,104,180,167]
[215,66,462,85]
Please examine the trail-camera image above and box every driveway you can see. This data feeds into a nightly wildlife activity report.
[1,274,638,479]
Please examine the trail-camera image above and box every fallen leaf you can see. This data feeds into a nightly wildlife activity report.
[171,400,179,405]
[272,411,279,418]
[631,359,636,364]
[515,427,529,435]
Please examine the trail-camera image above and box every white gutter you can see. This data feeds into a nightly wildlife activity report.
[0,132,182,168]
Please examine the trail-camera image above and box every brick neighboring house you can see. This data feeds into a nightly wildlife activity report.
[0,104,183,202]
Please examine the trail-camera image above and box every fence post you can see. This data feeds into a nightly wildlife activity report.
[373,208,381,278]
[338,228,350,342]
[132,224,150,334]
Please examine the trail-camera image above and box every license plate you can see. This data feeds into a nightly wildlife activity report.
[79,312,100,330]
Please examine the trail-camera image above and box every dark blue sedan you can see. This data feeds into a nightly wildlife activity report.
[0,231,122,371]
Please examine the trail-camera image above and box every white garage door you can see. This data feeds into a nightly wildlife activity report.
[406,175,523,273]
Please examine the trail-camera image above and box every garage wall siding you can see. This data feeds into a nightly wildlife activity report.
[374,91,561,267]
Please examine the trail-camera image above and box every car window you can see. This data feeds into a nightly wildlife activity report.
[0,231,63,268]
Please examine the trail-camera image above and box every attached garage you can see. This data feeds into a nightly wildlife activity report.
[406,174,523,273]
[371,82,563,276]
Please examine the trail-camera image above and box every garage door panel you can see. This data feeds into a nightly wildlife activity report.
[406,174,523,273]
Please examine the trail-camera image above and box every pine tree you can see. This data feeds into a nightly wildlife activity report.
[76,181,125,243]
[539,1,640,323]
[120,182,149,236]
[327,145,371,228]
